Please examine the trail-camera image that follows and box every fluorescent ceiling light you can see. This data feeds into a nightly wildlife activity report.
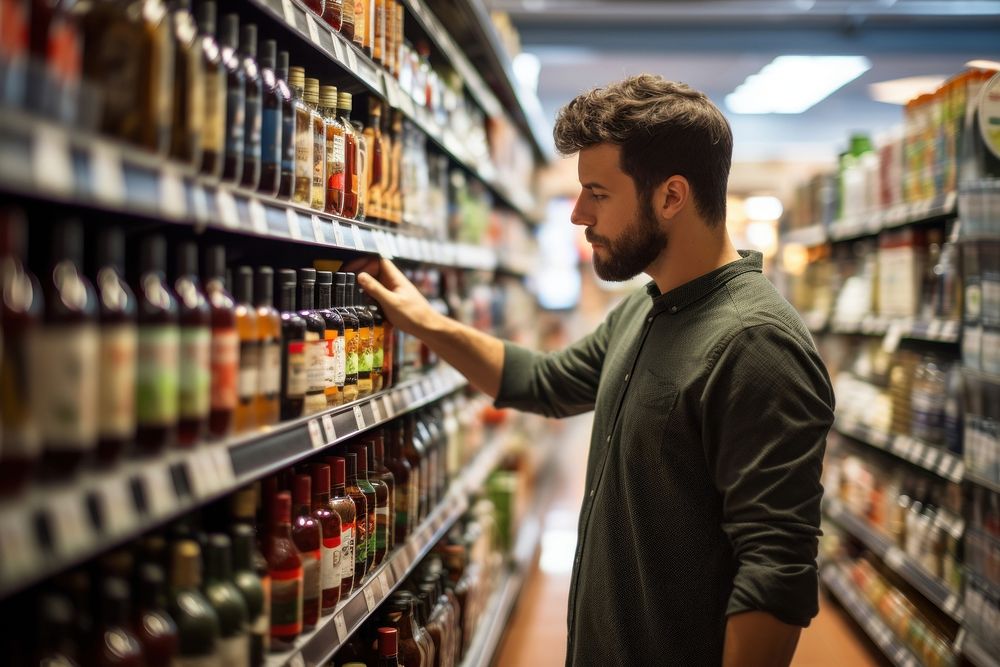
[967,59,1000,71]
[869,75,948,105]
[744,195,784,221]
[513,52,541,94]
[725,55,871,114]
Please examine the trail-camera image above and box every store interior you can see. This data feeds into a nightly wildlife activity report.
[0,0,998,665]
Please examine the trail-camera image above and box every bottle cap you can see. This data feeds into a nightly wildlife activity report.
[176,241,199,277]
[298,267,317,283]
[333,271,347,285]
[312,463,331,495]
[196,0,217,35]
[377,627,398,657]
[240,23,257,58]
[272,491,292,523]
[320,85,338,108]
[294,474,311,505]
[279,268,297,285]
[254,266,274,307]
[331,456,346,487]
[337,92,353,111]
[205,244,226,281]
[317,270,333,286]
[288,66,306,90]
[206,533,234,580]
[304,77,320,104]
[276,51,290,79]
[260,39,277,69]
[172,540,203,589]
[235,266,253,304]
[232,485,258,520]
[221,13,240,49]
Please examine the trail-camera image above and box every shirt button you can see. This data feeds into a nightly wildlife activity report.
[670,306,678,313]
[589,488,596,497]
[624,372,630,382]
[606,435,611,443]
[647,316,653,323]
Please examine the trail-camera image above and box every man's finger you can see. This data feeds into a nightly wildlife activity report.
[358,271,393,303]
[343,256,380,276]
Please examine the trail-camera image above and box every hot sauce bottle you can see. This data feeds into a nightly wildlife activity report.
[291,474,322,630]
[297,268,327,416]
[174,242,210,447]
[310,464,343,615]
[326,457,358,599]
[254,267,281,427]
[316,271,345,407]
[205,245,238,438]
[265,491,303,651]
[277,269,306,420]
[233,266,259,434]
[343,452,370,589]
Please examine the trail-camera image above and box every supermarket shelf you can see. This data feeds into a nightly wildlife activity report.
[827,191,957,242]
[965,470,1000,495]
[246,0,538,219]
[0,367,467,600]
[780,223,828,247]
[964,632,1000,667]
[823,499,965,623]
[0,109,500,273]
[271,430,512,666]
[829,315,961,344]
[833,417,965,484]
[820,564,921,667]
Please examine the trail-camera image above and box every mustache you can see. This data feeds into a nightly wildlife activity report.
[585,229,612,245]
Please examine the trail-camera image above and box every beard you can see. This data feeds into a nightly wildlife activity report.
[586,195,667,282]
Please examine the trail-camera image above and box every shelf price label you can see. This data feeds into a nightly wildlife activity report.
[141,462,176,517]
[306,13,320,43]
[286,208,302,240]
[217,190,240,228]
[333,613,348,641]
[160,166,187,219]
[248,199,268,234]
[353,405,366,430]
[0,508,36,579]
[281,0,295,24]
[381,395,395,419]
[90,142,125,205]
[310,214,325,243]
[211,447,236,487]
[378,570,392,595]
[331,219,345,246]
[97,476,138,535]
[33,124,74,196]
[363,584,377,611]
[369,397,382,423]
[345,46,358,72]
[48,490,93,556]
[308,419,325,449]
[322,413,337,442]
[351,224,366,252]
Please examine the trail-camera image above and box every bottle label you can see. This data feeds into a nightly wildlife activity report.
[360,333,374,375]
[376,505,390,551]
[331,134,346,191]
[245,90,263,157]
[211,327,239,410]
[354,514,368,564]
[137,325,180,425]
[285,341,307,398]
[294,111,313,185]
[269,566,304,638]
[225,85,246,157]
[260,338,281,397]
[304,332,326,393]
[218,633,250,667]
[367,512,376,557]
[281,105,296,174]
[262,106,280,167]
[179,326,211,419]
[333,336,346,385]
[2,332,40,457]
[324,331,338,388]
[373,325,384,372]
[312,126,325,190]
[321,534,342,591]
[204,72,226,153]
[340,523,355,581]
[409,476,419,528]
[30,324,99,449]
[238,339,260,404]
[98,323,137,439]
[302,548,321,603]
[346,328,359,376]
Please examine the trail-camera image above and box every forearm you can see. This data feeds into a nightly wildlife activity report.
[722,611,801,667]
[417,310,505,398]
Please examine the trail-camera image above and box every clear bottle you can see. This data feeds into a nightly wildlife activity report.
[239,23,263,190]
[347,274,374,397]
[325,457,358,599]
[205,245,238,438]
[196,0,225,178]
[337,92,359,219]
[277,269,306,420]
[292,474,322,630]
[174,242,211,447]
[288,66,313,206]
[232,524,267,667]
[310,464,343,615]
[233,266,259,434]
[316,271,346,407]
[334,272,360,402]
[274,51,296,199]
[257,39,281,197]
[169,0,205,167]
[169,540,221,664]
[320,84,345,215]
[254,267,281,427]
[303,77,327,211]
[297,268,328,415]
[204,533,251,666]
[219,12,245,184]
[265,491,304,650]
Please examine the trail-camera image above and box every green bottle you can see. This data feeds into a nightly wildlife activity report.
[232,524,268,667]
[203,533,250,666]
[169,540,221,664]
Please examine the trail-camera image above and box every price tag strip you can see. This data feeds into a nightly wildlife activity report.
[333,613,348,642]
[311,214,325,243]
[353,405,366,430]
[369,397,382,423]
[382,395,395,419]
[331,219,345,246]
[97,475,138,535]
[47,489,94,556]
[160,165,187,219]
[351,224,366,252]
[33,124,74,196]
[308,419,325,449]
[306,13,320,43]
[90,142,126,205]
[362,584,377,611]
[217,189,240,228]
[141,462,177,517]
[286,208,302,240]
[248,199,268,234]
[322,413,337,442]
[0,507,37,579]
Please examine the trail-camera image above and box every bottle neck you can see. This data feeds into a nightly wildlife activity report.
[299,282,315,310]
[313,488,330,506]
[338,107,352,122]
[334,284,346,308]
[332,481,346,495]
[318,283,332,309]
[279,283,296,312]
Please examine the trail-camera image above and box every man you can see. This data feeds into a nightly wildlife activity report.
[354,74,834,666]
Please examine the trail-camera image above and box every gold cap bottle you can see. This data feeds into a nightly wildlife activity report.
[172,540,203,589]
[304,77,320,105]
[320,85,339,109]
[337,92,352,112]
[288,66,306,91]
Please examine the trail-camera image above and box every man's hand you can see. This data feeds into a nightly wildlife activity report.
[722,611,801,667]
[347,257,439,337]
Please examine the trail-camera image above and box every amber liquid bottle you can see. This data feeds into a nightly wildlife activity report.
[205,245,238,438]
[94,577,145,666]
[133,564,179,667]
[343,452,370,588]
[304,0,324,16]
[310,464,342,615]
[352,119,369,221]
[322,0,343,31]
[381,593,426,667]
[366,100,385,220]
[373,0,385,65]
[135,236,179,454]
[349,445,378,575]
[304,77,327,212]
[174,242,210,447]
[377,108,393,225]
[353,0,371,56]
[196,0,225,178]
[36,220,99,478]
[219,12,245,184]
[334,272,360,402]
[240,23,263,190]
[288,66,313,206]
[337,93,359,219]
[367,438,394,561]
[275,51,296,199]
[233,266,259,433]
[254,267,281,427]
[297,268,327,416]
[347,274,374,397]
[389,111,404,224]
[95,227,137,466]
[326,457,358,599]
[258,40,282,197]
[385,422,413,542]
[266,491,304,650]
[316,271,345,407]
[278,269,306,420]
[340,0,355,40]
[291,474,322,631]
[321,84,345,215]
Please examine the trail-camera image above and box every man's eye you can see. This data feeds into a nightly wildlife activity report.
[591,193,606,201]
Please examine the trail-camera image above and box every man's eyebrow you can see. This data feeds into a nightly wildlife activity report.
[581,182,607,190]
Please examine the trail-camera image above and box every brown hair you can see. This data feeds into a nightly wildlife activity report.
[553,74,732,227]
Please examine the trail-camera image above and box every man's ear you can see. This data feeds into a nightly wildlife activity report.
[652,175,690,223]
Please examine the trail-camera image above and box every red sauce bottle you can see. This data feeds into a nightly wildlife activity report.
[264,491,303,651]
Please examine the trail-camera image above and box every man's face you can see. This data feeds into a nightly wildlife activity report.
[571,144,668,282]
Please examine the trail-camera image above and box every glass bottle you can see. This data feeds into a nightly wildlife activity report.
[371,434,396,552]
[297,268,328,415]
[377,627,399,667]
[415,416,437,510]
[304,0,324,17]
[340,0,355,40]
[291,474,322,630]
[254,267,281,427]
[205,245,238,438]
[366,438,393,562]
[232,524,267,667]
[353,0,369,56]
[381,592,427,667]
[168,0,204,166]
[322,0,342,32]
[230,484,272,652]
[403,415,427,524]
[337,92,359,219]
[353,119,369,220]
[174,241,210,447]
[316,271,345,407]
[33,592,78,665]
[361,282,384,392]
[35,220,99,477]
[219,12,245,184]
[415,584,445,667]
[169,540,221,664]
[0,209,42,494]
[303,77,327,211]
[288,66,313,206]
[275,51,296,200]
[141,0,175,153]
[196,0,225,178]
[95,577,145,666]
[326,457,358,599]
[409,588,436,667]
[133,564,179,667]
[233,266,259,434]
[310,464,343,615]
[373,0,386,66]
[265,491,303,650]
[257,39,281,197]
[334,272,360,402]
[239,23,263,190]
[389,111,404,224]
[204,533,250,666]
[366,100,384,220]
[320,84,345,215]
[347,274,374,397]
[349,444,378,574]
[343,452,370,588]
[377,107,392,224]
[385,422,413,542]
[134,235,179,454]
[277,269,306,420]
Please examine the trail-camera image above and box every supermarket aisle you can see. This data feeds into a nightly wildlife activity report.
[495,414,885,667]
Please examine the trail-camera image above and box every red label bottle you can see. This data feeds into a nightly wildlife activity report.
[205,245,238,438]
[311,464,343,615]
[292,474,322,630]
[326,456,358,599]
[264,491,303,651]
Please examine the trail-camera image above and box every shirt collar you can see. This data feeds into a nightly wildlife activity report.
[645,250,763,314]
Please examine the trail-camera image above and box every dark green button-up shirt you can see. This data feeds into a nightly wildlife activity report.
[496,250,834,666]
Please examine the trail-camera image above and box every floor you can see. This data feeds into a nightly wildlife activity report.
[494,415,887,667]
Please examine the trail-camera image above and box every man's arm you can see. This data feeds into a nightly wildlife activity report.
[723,611,801,667]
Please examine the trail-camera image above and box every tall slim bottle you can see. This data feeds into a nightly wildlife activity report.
[321,84,345,215]
[291,474,322,630]
[219,13,245,184]
[288,66,313,206]
[352,119,369,220]
[275,51,296,199]
[258,40,282,197]
[95,227,137,465]
[316,271,345,407]
[169,540,221,664]
[254,267,281,426]
[0,209,41,494]
[343,453,370,588]
[233,266,259,433]
[340,0,355,40]
[401,416,422,530]
[363,284,384,392]
[232,524,267,667]
[326,457,358,599]
[94,577,145,666]
[347,274,374,397]
[197,0,225,178]
[239,23,263,189]
[277,269,306,420]
[35,220,99,477]
[348,445,378,575]
[135,236,179,454]
[205,245,238,438]
[371,435,395,553]
[303,77,326,211]
[364,439,392,563]
[264,491,304,651]
[297,268,327,416]
[333,272,359,401]
[310,464,343,615]
[366,99,384,220]
[385,422,412,542]
[204,533,250,666]
[337,93,359,219]
[133,564,179,667]
[353,0,369,56]
[141,0,175,153]
[373,0,385,65]
[230,484,271,652]
[169,0,204,166]
[174,242,210,447]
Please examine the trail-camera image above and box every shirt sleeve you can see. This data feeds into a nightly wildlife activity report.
[700,323,834,627]
[494,302,619,419]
